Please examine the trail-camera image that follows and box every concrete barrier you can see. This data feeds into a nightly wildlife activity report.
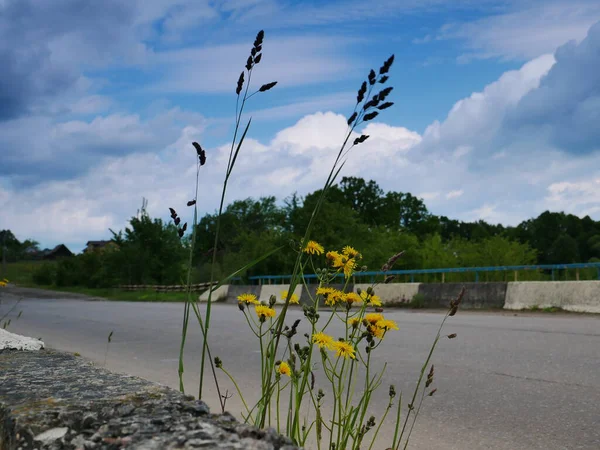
[259,284,303,305]
[417,282,507,309]
[198,284,229,302]
[504,281,600,313]
[354,283,420,305]
[300,283,353,306]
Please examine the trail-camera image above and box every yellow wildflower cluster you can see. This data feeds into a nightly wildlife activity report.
[0,278,8,287]
[358,312,399,339]
[280,290,299,304]
[360,290,382,307]
[312,332,356,359]
[316,286,381,309]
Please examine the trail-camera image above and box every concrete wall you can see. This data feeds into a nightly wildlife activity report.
[417,282,508,309]
[198,284,229,302]
[354,283,420,305]
[504,281,600,313]
[259,284,303,305]
[198,281,600,313]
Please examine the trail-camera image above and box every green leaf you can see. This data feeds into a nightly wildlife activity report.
[227,118,252,178]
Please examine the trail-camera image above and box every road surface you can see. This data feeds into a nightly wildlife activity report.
[1,289,599,449]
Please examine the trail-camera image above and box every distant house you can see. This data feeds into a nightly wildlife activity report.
[84,240,118,254]
[42,244,74,260]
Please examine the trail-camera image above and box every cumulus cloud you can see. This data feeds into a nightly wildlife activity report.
[0,0,147,121]
[503,21,600,154]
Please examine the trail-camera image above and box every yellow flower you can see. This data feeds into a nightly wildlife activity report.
[364,313,384,325]
[238,293,259,305]
[376,319,399,331]
[255,305,276,320]
[312,332,334,349]
[331,340,356,359]
[278,361,291,377]
[280,290,299,304]
[367,324,385,339]
[348,317,361,328]
[344,292,362,305]
[324,289,345,306]
[0,281,6,288]
[369,295,382,307]
[326,251,344,268]
[316,286,334,297]
[342,246,360,258]
[303,240,324,255]
[360,291,382,307]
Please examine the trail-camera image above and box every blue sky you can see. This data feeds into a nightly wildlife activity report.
[1,0,600,253]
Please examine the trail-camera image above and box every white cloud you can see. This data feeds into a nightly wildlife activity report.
[446,190,463,199]
[150,35,358,94]
[438,1,600,61]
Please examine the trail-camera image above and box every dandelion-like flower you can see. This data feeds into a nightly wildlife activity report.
[364,313,384,325]
[376,318,399,331]
[348,317,361,328]
[360,290,382,307]
[238,293,259,305]
[312,332,334,349]
[344,292,362,305]
[278,361,291,377]
[324,289,345,306]
[255,305,276,320]
[280,290,299,304]
[367,325,385,339]
[331,340,356,359]
[326,251,343,268]
[303,240,324,255]
[342,257,357,278]
[342,246,360,258]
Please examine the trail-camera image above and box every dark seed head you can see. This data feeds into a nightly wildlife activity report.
[347,111,358,126]
[245,55,253,70]
[169,207,177,219]
[192,141,203,156]
[353,134,369,145]
[254,30,264,48]
[236,71,245,95]
[379,86,394,101]
[254,53,262,64]
[187,200,196,207]
[378,102,394,110]
[447,333,457,339]
[363,111,379,122]
[357,81,367,103]
[379,54,395,74]
[259,81,277,92]
[379,75,389,84]
[368,69,377,85]
[174,217,181,226]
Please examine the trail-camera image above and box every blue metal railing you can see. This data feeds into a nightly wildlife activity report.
[248,262,600,285]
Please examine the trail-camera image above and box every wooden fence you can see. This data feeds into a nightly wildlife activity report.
[118,282,215,293]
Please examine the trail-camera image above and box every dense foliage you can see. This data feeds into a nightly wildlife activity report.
[6,176,600,287]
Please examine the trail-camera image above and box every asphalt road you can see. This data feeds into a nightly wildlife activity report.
[1,290,599,450]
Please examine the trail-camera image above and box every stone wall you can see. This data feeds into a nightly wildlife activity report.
[0,348,299,450]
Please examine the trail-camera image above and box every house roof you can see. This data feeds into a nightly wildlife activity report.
[86,240,112,246]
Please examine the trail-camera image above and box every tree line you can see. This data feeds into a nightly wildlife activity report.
[4,176,600,288]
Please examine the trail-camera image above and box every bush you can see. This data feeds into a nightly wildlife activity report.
[410,293,427,309]
[32,263,56,285]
